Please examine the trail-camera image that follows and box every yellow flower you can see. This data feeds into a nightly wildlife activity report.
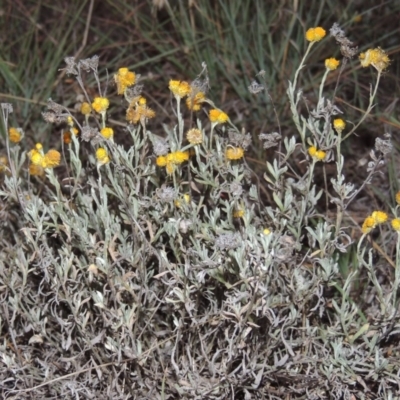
[138,97,147,105]
[209,109,229,124]
[114,67,136,95]
[183,194,190,203]
[156,155,167,167]
[67,116,74,126]
[126,104,156,124]
[396,191,400,205]
[333,118,346,134]
[263,228,271,236]
[92,97,110,114]
[325,58,340,71]
[96,147,110,165]
[305,27,326,42]
[42,150,61,168]
[100,127,114,139]
[359,48,390,73]
[226,147,244,160]
[169,80,191,98]
[8,127,22,143]
[186,92,205,111]
[81,102,91,115]
[371,211,388,224]
[29,149,44,166]
[186,128,203,145]
[362,216,376,234]
[308,146,317,157]
[315,150,326,161]
[392,219,400,232]
[233,209,245,218]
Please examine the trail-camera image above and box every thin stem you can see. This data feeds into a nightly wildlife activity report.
[342,71,382,142]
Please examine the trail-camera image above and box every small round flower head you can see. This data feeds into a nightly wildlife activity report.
[308,146,317,157]
[315,150,326,161]
[305,27,326,42]
[63,131,72,144]
[8,127,23,143]
[209,109,229,124]
[156,155,167,167]
[263,228,271,236]
[325,58,340,71]
[186,128,203,145]
[362,216,376,234]
[96,147,110,165]
[392,218,400,232]
[233,208,245,218]
[371,210,388,224]
[71,127,79,136]
[42,150,61,168]
[333,118,346,134]
[169,80,191,98]
[29,147,44,165]
[100,127,114,140]
[115,67,136,95]
[67,116,74,127]
[80,102,91,115]
[156,186,177,203]
[359,48,390,73]
[92,97,110,114]
[186,92,205,111]
[226,147,244,160]
[396,191,400,205]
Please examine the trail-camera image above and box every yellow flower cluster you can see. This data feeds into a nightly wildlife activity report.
[361,211,388,234]
[359,48,390,73]
[225,147,244,160]
[325,58,340,71]
[305,27,326,42]
[169,80,191,98]
[156,151,189,174]
[308,146,326,161]
[169,80,206,111]
[92,97,110,114]
[209,109,229,124]
[126,97,155,125]
[28,143,61,175]
[114,67,136,95]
